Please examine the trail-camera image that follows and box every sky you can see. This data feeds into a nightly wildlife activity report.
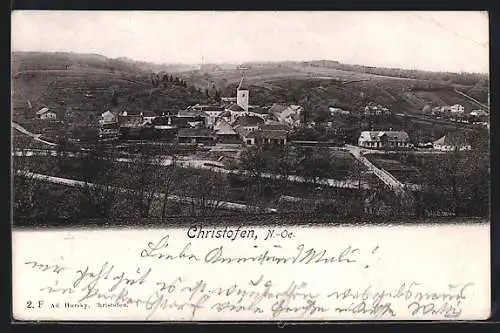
[11,11,489,73]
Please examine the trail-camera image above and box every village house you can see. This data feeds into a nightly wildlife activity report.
[450,104,465,114]
[99,110,118,125]
[142,110,158,124]
[433,133,471,151]
[231,115,264,131]
[177,128,215,145]
[329,107,351,115]
[214,119,240,144]
[358,130,410,149]
[243,128,288,146]
[363,103,391,117]
[177,109,208,128]
[119,110,144,127]
[189,104,225,128]
[222,104,247,123]
[36,107,57,120]
[259,123,291,132]
[98,110,119,141]
[268,103,304,127]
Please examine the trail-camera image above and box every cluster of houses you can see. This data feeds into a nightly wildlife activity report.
[430,104,489,126]
[97,76,304,146]
[358,130,472,152]
[363,103,392,117]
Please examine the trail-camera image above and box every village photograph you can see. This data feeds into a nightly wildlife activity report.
[11,11,490,228]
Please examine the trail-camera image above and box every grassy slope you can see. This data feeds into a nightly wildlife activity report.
[12,52,208,124]
[185,61,487,115]
[12,52,488,125]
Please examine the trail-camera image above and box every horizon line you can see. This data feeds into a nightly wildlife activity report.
[11,49,490,75]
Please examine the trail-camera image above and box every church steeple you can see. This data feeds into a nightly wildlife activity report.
[237,76,249,91]
[236,74,249,111]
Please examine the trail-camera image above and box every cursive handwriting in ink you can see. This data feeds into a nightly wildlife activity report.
[140,235,200,262]
[25,261,67,274]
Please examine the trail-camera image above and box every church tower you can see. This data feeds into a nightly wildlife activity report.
[236,76,249,112]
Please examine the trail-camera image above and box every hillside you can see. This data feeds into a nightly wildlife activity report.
[11,52,489,125]
[11,52,209,124]
[185,61,489,115]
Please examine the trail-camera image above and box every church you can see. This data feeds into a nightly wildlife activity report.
[236,76,249,111]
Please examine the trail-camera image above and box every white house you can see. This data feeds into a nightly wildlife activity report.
[36,107,57,120]
[99,110,118,125]
[450,104,465,114]
[329,107,351,115]
[358,131,410,149]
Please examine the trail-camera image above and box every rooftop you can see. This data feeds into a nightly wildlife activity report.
[433,133,470,146]
[232,115,264,127]
[226,104,246,112]
[247,129,288,140]
[215,120,238,135]
[36,107,51,115]
[237,76,249,90]
[178,128,214,138]
[360,131,409,141]
[178,109,209,118]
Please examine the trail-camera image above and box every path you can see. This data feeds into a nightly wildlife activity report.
[453,88,489,110]
[345,145,415,204]
[12,122,57,146]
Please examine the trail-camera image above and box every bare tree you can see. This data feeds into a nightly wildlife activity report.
[183,169,230,217]
[157,143,180,218]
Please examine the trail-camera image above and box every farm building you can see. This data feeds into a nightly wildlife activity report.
[177,128,215,145]
[243,128,288,146]
[358,131,410,149]
[36,107,57,120]
[214,119,240,144]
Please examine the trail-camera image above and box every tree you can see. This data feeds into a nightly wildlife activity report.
[157,143,180,218]
[296,147,333,186]
[271,145,296,190]
[312,108,330,123]
[183,170,230,217]
[213,89,221,103]
[240,144,275,194]
[79,143,120,221]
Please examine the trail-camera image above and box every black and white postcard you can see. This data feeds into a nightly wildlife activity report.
[11,11,490,321]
